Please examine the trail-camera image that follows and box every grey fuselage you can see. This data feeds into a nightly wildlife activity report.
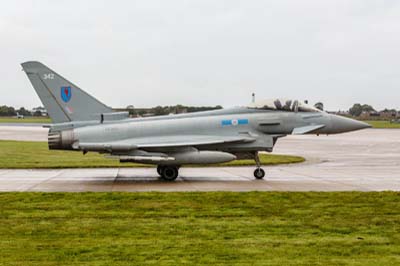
[50,106,370,165]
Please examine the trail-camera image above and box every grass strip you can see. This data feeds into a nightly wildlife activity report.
[0,192,399,265]
[363,120,400,129]
[0,117,52,123]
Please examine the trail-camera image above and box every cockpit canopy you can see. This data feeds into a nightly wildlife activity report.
[247,98,321,113]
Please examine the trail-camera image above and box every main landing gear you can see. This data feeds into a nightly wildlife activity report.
[157,165,179,181]
[253,152,265,180]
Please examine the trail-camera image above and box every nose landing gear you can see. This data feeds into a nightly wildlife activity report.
[254,168,265,179]
[253,152,265,180]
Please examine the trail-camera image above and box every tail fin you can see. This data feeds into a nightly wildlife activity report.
[21,61,113,123]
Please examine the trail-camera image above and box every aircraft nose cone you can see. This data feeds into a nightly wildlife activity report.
[330,115,371,134]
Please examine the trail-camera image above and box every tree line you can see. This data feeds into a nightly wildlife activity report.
[0,106,45,117]
[118,104,223,116]
[0,104,223,117]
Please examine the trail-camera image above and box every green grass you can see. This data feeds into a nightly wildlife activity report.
[0,192,399,265]
[0,140,304,169]
[363,120,400,129]
[0,117,52,123]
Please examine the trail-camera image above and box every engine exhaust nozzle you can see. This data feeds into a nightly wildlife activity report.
[48,129,74,150]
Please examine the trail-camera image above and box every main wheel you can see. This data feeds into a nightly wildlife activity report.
[254,168,265,179]
[157,165,165,176]
[161,166,179,181]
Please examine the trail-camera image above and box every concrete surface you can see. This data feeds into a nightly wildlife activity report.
[0,123,45,127]
[0,125,399,192]
[0,125,48,141]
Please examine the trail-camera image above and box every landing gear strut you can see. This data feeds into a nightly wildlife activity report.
[157,165,179,181]
[253,152,265,180]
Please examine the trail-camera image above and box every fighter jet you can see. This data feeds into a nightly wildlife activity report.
[21,61,371,181]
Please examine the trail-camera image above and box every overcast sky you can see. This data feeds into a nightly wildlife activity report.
[1,0,400,111]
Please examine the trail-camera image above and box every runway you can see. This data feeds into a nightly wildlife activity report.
[1,125,400,192]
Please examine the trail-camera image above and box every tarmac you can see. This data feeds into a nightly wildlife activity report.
[0,125,400,192]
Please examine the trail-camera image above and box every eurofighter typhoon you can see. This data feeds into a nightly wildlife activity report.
[21,61,371,181]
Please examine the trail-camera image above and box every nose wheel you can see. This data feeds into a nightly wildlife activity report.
[254,168,265,179]
[253,152,265,180]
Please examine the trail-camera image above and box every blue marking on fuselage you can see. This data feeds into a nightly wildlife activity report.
[221,120,232,126]
[221,119,249,126]
[238,119,249,125]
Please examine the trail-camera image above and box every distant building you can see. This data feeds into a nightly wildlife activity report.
[358,110,398,120]
[335,110,350,116]
[379,110,398,119]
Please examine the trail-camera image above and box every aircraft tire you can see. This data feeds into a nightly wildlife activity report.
[161,166,179,181]
[254,168,265,180]
[157,165,165,176]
